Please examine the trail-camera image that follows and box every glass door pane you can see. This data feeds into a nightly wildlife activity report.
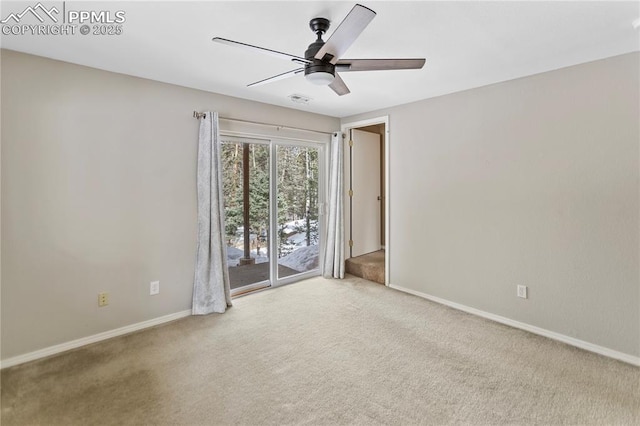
[221,139,270,292]
[276,145,321,280]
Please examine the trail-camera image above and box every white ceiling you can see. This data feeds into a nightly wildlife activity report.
[1,1,639,117]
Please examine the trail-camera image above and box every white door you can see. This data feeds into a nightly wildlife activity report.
[345,129,381,257]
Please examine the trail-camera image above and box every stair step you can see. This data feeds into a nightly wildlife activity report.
[345,250,385,284]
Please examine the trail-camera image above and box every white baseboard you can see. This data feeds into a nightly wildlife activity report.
[389,284,640,367]
[0,310,192,369]
[4,287,638,369]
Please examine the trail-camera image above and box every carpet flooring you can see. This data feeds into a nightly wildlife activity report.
[1,276,638,425]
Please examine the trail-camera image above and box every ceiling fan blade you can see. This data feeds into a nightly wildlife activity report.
[329,73,351,96]
[212,37,310,65]
[247,68,305,87]
[336,58,426,72]
[315,4,376,64]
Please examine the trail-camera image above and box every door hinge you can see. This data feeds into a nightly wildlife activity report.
[348,189,353,197]
[348,240,354,247]
[349,140,354,147]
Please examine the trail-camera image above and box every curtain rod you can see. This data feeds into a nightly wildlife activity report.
[193,111,335,136]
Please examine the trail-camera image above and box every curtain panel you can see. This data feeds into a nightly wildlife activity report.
[323,132,345,279]
[192,112,233,314]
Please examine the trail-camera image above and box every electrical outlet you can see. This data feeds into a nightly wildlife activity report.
[150,281,160,296]
[98,292,109,307]
[517,285,528,299]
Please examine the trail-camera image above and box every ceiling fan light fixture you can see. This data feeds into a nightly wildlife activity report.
[305,71,335,85]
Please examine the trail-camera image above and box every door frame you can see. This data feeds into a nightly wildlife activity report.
[341,116,390,287]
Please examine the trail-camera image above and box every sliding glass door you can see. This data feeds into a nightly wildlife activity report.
[221,136,323,294]
[221,137,271,293]
[275,144,321,280]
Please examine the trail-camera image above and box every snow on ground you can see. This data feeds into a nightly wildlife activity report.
[278,244,319,272]
[226,246,268,267]
[227,219,318,270]
[286,231,310,246]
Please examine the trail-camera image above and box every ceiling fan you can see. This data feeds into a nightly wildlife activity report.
[212,4,426,96]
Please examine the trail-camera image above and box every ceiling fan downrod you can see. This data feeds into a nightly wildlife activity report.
[305,17,335,84]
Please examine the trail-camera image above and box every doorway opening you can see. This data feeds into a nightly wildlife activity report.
[221,136,324,296]
[341,117,389,286]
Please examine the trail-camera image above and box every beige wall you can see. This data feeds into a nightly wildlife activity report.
[0,50,339,360]
[343,53,640,357]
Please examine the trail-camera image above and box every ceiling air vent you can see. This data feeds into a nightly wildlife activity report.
[288,94,311,105]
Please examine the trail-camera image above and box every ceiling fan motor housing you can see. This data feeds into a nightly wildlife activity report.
[305,17,335,78]
[304,42,335,77]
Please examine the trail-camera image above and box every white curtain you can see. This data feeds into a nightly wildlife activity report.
[192,112,232,314]
[323,132,345,279]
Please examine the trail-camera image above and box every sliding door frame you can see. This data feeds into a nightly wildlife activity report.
[270,138,326,288]
[221,130,328,294]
